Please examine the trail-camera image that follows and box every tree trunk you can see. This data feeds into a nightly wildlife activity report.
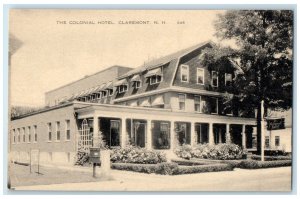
[256,101,262,155]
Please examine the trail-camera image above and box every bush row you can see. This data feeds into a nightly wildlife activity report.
[112,162,234,175]
[239,160,292,169]
[110,146,167,164]
[250,155,291,161]
[174,144,247,160]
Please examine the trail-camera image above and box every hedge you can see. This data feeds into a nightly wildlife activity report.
[250,155,291,161]
[112,162,234,175]
[239,160,292,169]
[177,164,234,175]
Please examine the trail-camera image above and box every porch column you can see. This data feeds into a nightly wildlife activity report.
[170,121,175,150]
[146,119,152,150]
[225,123,231,144]
[242,124,246,149]
[93,115,99,147]
[190,122,195,147]
[208,123,214,145]
[121,117,127,148]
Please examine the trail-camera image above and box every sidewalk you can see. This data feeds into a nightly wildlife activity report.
[13,166,292,192]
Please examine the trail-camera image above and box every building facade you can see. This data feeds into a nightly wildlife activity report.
[10,41,262,165]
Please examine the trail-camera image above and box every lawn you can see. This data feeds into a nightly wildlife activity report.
[8,163,113,188]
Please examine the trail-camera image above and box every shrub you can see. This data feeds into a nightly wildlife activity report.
[239,160,292,169]
[174,143,246,160]
[155,162,179,175]
[263,150,287,156]
[110,146,167,164]
[177,164,234,175]
[251,155,292,161]
[112,163,157,174]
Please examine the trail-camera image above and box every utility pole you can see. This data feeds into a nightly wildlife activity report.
[261,100,265,161]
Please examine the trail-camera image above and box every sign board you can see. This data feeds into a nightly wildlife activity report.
[266,118,285,130]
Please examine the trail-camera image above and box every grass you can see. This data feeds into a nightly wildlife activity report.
[8,163,113,188]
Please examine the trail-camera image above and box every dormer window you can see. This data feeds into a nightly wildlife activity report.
[118,85,128,93]
[108,89,114,96]
[96,92,101,99]
[102,90,107,98]
[131,74,142,89]
[180,64,189,82]
[145,67,163,85]
[115,79,128,93]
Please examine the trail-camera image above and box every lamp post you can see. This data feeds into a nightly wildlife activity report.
[261,100,265,162]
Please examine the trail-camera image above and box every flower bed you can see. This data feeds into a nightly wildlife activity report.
[110,146,167,164]
[239,160,292,169]
[175,144,247,160]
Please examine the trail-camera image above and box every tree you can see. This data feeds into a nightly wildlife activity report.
[200,10,293,154]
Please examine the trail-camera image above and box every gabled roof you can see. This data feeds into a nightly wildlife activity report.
[119,41,211,79]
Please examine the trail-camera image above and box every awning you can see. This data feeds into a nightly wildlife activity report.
[97,83,107,92]
[129,101,138,107]
[151,95,164,106]
[104,81,113,90]
[77,90,88,98]
[139,98,151,107]
[114,79,128,87]
[130,74,141,82]
[145,67,162,78]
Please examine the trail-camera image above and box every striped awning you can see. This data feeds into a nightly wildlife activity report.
[145,67,162,78]
[114,79,128,87]
[130,74,141,82]
[139,98,151,107]
[151,95,164,106]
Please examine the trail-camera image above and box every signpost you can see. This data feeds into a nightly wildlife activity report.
[30,149,40,174]
[89,147,100,177]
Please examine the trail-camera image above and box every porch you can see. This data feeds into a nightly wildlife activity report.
[74,102,257,152]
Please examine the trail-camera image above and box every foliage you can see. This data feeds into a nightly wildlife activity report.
[201,10,293,154]
[251,154,291,161]
[175,144,247,160]
[155,162,179,175]
[112,162,233,175]
[11,106,44,119]
[74,141,90,166]
[176,164,234,175]
[239,160,291,169]
[110,146,167,164]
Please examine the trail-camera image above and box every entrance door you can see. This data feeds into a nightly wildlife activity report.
[134,122,146,148]
[110,120,120,147]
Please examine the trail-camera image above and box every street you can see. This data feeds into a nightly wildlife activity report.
[13,166,292,192]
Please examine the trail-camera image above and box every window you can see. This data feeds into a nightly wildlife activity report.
[96,92,101,99]
[118,85,128,93]
[225,73,233,86]
[28,126,31,143]
[211,71,218,87]
[180,64,189,82]
[265,136,270,148]
[175,122,191,145]
[66,120,71,141]
[151,121,170,149]
[102,90,107,98]
[34,125,37,142]
[211,98,218,114]
[133,81,141,89]
[108,89,114,96]
[197,68,204,85]
[178,94,186,111]
[194,96,201,112]
[275,136,280,146]
[22,127,25,142]
[17,128,20,143]
[150,75,162,85]
[48,123,52,141]
[12,129,16,144]
[56,121,61,141]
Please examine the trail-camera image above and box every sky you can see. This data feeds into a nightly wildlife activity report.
[9,10,226,107]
